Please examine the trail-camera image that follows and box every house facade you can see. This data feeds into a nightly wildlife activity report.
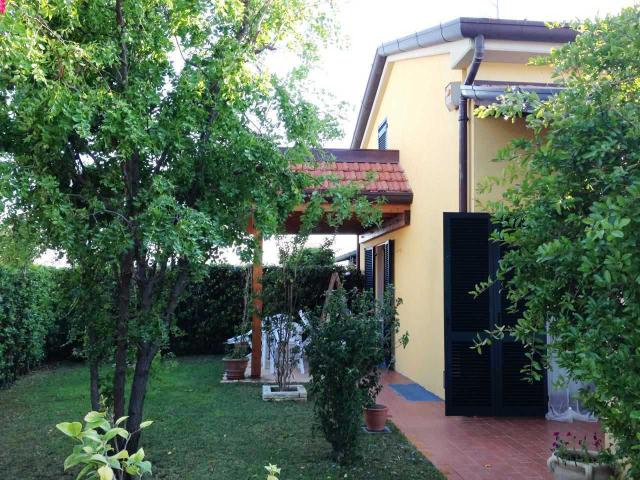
[352,18,576,415]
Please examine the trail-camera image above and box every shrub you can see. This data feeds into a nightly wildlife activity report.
[305,288,384,464]
[57,410,153,479]
[474,7,640,474]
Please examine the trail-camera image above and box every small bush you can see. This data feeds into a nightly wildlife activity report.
[305,288,383,464]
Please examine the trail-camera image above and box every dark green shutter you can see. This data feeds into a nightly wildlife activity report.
[444,213,493,416]
[443,213,546,417]
[383,240,394,288]
[364,247,374,290]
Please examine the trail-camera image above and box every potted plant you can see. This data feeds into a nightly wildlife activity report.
[223,267,253,381]
[362,370,388,432]
[306,286,409,461]
[547,431,617,480]
[361,288,408,432]
[223,327,250,380]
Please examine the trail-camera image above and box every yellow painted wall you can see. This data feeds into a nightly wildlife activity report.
[358,56,554,399]
[470,61,553,211]
[475,61,554,83]
[360,54,462,398]
[469,115,531,211]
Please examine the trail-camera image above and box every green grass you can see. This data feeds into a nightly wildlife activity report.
[0,356,444,480]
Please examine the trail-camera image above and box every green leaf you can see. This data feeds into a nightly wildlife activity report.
[64,452,87,470]
[104,428,129,442]
[110,450,129,460]
[90,454,109,465]
[115,416,128,426]
[57,422,83,438]
[97,465,114,480]
[75,463,94,480]
[84,411,106,423]
[129,448,145,462]
[139,420,153,429]
[138,460,152,474]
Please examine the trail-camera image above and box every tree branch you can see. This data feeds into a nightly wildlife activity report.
[115,0,128,87]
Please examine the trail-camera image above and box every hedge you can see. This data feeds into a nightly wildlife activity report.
[0,263,363,386]
[0,265,60,387]
[171,265,363,355]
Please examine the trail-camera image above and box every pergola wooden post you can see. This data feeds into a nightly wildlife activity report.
[247,215,263,379]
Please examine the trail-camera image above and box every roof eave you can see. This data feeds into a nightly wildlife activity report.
[350,17,577,148]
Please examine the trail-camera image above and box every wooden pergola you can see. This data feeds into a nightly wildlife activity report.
[248,149,413,378]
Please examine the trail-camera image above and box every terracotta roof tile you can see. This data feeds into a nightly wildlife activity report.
[291,156,412,200]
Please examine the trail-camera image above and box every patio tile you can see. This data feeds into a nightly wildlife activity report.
[379,370,601,480]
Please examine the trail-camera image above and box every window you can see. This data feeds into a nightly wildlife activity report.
[377,119,388,150]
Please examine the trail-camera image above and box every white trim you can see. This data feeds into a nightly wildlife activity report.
[483,39,563,55]
[386,39,470,64]
[357,39,564,148]
[361,62,392,148]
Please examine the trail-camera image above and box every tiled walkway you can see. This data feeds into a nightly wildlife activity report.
[380,370,601,480]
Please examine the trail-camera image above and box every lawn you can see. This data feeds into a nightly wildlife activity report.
[0,356,444,480]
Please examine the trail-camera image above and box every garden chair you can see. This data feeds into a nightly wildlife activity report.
[225,327,270,370]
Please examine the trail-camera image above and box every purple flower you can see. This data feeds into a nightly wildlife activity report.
[553,431,560,436]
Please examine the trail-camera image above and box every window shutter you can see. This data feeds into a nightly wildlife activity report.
[444,213,547,416]
[377,119,388,150]
[364,247,374,290]
[444,213,493,416]
[383,240,394,288]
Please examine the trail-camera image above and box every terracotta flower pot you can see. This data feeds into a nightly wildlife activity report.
[364,404,388,432]
[223,357,248,380]
[547,450,617,480]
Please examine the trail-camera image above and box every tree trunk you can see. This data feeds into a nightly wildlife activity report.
[113,252,133,420]
[125,343,157,454]
[89,359,100,411]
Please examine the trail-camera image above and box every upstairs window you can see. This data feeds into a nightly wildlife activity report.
[377,119,388,150]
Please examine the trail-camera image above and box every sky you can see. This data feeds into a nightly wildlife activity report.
[37,0,635,267]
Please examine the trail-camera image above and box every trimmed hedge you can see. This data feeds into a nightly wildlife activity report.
[0,263,363,386]
[171,265,363,355]
[0,266,60,387]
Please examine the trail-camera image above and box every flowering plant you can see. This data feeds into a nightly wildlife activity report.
[551,431,611,465]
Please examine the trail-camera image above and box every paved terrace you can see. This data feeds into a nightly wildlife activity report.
[380,370,601,480]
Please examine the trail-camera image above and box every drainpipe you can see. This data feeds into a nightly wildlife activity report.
[458,35,485,212]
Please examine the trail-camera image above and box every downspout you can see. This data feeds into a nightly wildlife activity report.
[458,35,484,212]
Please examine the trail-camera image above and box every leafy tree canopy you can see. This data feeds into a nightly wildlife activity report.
[477,7,640,474]
[0,0,377,454]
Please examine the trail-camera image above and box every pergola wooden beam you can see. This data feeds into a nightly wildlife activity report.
[247,215,263,379]
[359,210,410,243]
[292,202,411,215]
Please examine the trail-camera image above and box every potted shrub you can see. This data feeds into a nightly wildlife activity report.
[306,287,408,462]
[223,328,250,380]
[547,432,617,480]
[222,339,249,380]
[361,288,408,432]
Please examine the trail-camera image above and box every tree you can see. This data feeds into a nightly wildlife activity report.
[288,239,335,267]
[476,8,640,475]
[0,0,376,456]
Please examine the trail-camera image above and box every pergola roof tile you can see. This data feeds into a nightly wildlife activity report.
[292,148,413,202]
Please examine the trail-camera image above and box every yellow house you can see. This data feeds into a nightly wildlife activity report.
[349,18,576,416]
